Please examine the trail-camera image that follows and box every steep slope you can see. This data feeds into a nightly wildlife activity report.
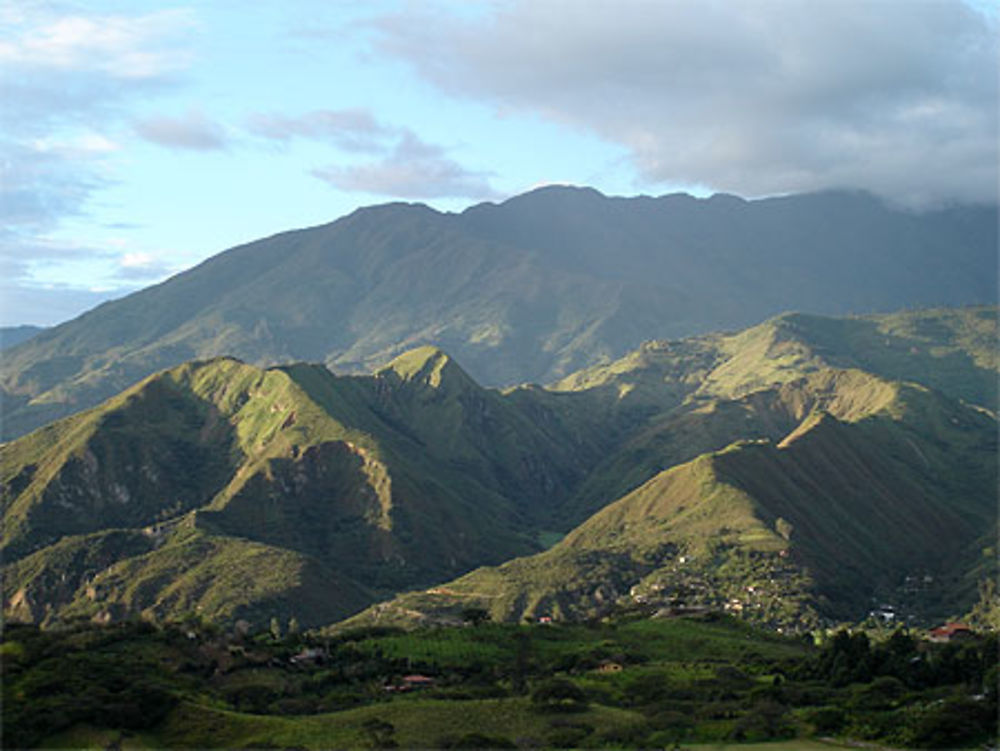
[4,308,996,631]
[2,188,995,440]
[337,308,998,631]
[547,306,997,524]
[1,352,604,628]
[343,380,996,631]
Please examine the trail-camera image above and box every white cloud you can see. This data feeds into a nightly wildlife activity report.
[0,6,199,321]
[247,108,397,152]
[0,9,195,78]
[248,108,499,199]
[370,0,998,206]
[134,109,229,151]
[313,132,500,199]
[115,250,179,281]
[0,139,111,231]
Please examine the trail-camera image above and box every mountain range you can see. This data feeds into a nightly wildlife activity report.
[1,187,996,442]
[0,326,46,351]
[4,306,996,632]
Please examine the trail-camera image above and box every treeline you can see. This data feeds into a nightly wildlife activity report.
[2,620,183,748]
[786,628,997,748]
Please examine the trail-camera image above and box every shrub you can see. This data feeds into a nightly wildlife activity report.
[531,678,589,713]
[804,705,846,733]
[437,733,516,749]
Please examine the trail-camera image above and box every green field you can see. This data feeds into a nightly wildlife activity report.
[6,614,995,750]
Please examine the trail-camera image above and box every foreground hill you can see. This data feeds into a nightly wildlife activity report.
[1,350,605,628]
[2,307,996,630]
[2,187,995,440]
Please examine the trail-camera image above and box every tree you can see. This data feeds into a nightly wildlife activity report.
[531,678,589,713]
[362,718,398,749]
[461,607,490,627]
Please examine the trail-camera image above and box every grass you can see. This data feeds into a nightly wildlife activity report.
[39,726,162,750]
[684,742,858,750]
[152,697,644,749]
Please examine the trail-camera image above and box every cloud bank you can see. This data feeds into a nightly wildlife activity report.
[371,0,998,206]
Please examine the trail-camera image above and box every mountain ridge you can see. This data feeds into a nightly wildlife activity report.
[3,307,996,631]
[2,187,995,440]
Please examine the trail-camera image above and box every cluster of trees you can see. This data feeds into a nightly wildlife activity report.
[803,628,996,691]
[2,621,181,749]
[789,629,998,748]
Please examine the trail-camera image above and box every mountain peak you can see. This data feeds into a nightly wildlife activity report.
[378,346,472,390]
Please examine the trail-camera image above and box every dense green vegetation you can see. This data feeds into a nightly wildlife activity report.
[3,614,995,749]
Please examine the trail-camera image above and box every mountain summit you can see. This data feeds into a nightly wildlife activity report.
[1,188,995,440]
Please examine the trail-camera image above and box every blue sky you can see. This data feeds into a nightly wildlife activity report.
[2,0,997,326]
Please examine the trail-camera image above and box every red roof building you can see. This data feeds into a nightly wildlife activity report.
[928,622,974,643]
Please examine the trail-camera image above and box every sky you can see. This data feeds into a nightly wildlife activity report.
[2,0,998,327]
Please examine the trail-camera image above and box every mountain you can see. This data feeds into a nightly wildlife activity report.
[0,325,45,351]
[357,391,993,630]
[1,350,606,628]
[3,307,995,631]
[1,188,995,440]
[335,307,999,631]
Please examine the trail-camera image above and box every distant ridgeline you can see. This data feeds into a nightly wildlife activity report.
[2,307,996,633]
[1,187,996,441]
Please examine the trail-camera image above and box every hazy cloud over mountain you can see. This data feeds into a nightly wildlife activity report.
[371,0,998,207]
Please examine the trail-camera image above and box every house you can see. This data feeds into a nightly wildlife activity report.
[538,615,553,625]
[870,605,896,624]
[290,647,326,665]
[402,674,435,688]
[928,622,974,643]
[386,674,436,692]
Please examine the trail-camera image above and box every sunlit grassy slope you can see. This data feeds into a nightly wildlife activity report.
[337,309,998,630]
[3,306,996,631]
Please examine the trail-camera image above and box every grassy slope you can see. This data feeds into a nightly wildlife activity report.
[3,307,996,632]
[341,324,997,629]
[27,615,812,749]
[1,349,605,628]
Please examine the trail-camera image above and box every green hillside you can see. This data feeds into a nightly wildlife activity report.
[2,351,607,629]
[337,309,998,631]
[1,188,995,440]
[342,384,996,630]
[3,307,996,632]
